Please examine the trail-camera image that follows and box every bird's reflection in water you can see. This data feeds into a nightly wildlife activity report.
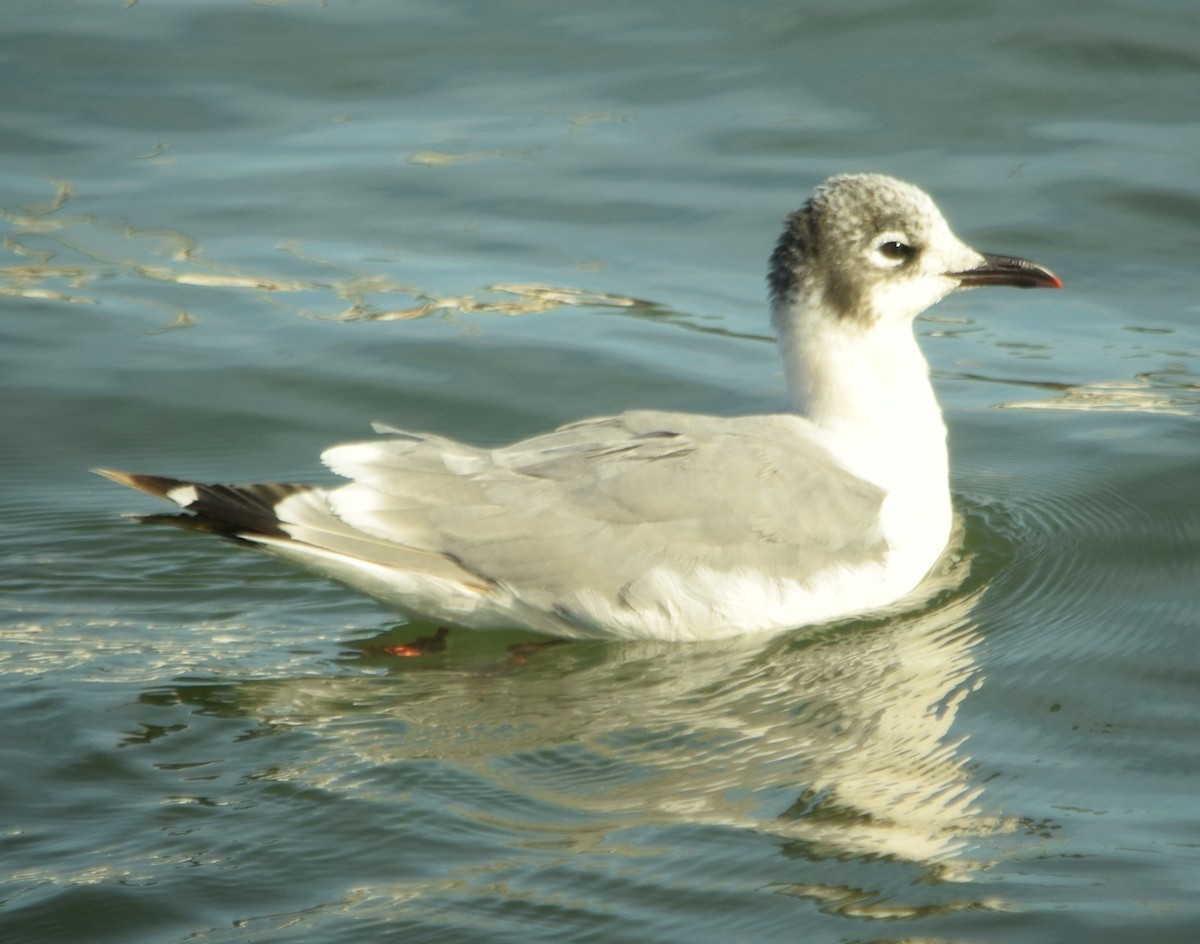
[152,543,1001,888]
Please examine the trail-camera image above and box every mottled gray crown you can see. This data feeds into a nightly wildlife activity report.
[768,174,946,316]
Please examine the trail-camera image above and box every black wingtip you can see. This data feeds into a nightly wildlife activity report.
[94,468,191,500]
[97,467,314,542]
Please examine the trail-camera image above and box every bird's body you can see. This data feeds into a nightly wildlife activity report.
[99,174,1061,641]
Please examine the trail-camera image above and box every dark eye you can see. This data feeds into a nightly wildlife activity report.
[878,240,915,262]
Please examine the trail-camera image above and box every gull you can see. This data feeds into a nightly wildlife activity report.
[98,174,1061,642]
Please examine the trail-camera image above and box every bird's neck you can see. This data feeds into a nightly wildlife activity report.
[774,297,949,507]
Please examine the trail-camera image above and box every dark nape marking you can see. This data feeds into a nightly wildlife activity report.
[768,205,812,306]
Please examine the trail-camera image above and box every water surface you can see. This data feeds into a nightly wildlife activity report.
[2,1,1199,942]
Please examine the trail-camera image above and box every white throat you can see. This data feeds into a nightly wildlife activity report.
[774,293,952,563]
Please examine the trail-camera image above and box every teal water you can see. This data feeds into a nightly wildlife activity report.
[3,0,1199,941]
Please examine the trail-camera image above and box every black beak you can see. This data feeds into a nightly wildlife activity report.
[955,253,1062,290]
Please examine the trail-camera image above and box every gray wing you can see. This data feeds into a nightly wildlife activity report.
[320,410,887,606]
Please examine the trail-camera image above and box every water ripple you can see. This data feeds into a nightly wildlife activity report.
[959,441,1199,665]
